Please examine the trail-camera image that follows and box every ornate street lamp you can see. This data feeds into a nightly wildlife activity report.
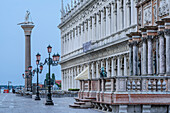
[42,45,60,105]
[22,70,29,91]
[33,53,43,100]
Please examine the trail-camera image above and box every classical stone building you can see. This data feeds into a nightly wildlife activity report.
[59,0,170,112]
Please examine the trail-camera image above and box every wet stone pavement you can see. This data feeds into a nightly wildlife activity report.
[0,93,103,113]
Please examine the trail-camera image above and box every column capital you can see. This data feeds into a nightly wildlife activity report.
[158,31,164,37]
[164,29,170,36]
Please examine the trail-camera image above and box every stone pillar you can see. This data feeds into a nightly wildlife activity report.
[126,0,131,26]
[163,18,170,75]
[88,18,92,42]
[77,66,80,89]
[73,67,77,88]
[140,28,147,75]
[21,24,34,90]
[66,69,70,91]
[61,70,64,90]
[101,9,104,38]
[92,14,96,42]
[133,41,138,76]
[127,34,133,76]
[145,26,158,75]
[124,54,127,76]
[111,57,115,77]
[119,1,123,29]
[85,19,88,43]
[106,4,111,36]
[91,62,95,79]
[131,32,141,76]
[88,63,91,79]
[96,61,99,78]
[97,11,101,41]
[117,56,121,76]
[147,36,153,75]
[106,58,109,77]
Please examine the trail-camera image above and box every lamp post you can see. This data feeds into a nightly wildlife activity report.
[33,53,43,100]
[22,70,29,91]
[22,66,34,92]
[43,45,60,105]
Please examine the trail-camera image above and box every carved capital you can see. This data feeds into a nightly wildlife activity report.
[164,29,170,36]
[147,35,153,40]
[158,31,164,37]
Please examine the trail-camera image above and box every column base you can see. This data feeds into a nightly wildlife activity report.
[35,96,41,100]
[45,100,54,105]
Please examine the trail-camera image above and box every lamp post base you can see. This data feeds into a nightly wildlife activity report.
[45,100,54,105]
[35,96,41,100]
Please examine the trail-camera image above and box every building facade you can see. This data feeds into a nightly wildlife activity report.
[59,0,170,112]
[58,0,137,91]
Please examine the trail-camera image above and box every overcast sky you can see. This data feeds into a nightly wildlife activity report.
[0,0,69,85]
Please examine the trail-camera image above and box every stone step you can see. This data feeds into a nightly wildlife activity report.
[74,97,80,101]
[69,104,81,109]
[85,97,96,100]
[79,99,92,102]
[74,102,86,105]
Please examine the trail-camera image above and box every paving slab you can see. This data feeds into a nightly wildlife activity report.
[0,93,103,113]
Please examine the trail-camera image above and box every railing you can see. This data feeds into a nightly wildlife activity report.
[125,76,168,92]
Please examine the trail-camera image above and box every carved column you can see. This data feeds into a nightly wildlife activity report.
[163,18,170,75]
[88,63,91,79]
[124,54,127,76]
[101,9,104,39]
[127,34,133,76]
[126,0,131,26]
[131,32,141,76]
[145,26,158,75]
[97,11,101,41]
[91,62,95,79]
[106,58,109,77]
[111,57,115,77]
[96,61,99,78]
[106,4,111,36]
[140,28,147,75]
[92,14,96,42]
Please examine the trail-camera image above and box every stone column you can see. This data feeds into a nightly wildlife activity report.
[96,61,99,78]
[101,9,104,39]
[106,4,111,36]
[77,66,80,88]
[140,28,147,75]
[61,70,64,90]
[163,18,170,75]
[103,8,106,37]
[88,63,91,79]
[91,62,95,79]
[117,56,121,76]
[119,1,123,29]
[131,32,141,76]
[74,67,77,89]
[147,36,153,75]
[126,0,131,26]
[66,69,70,90]
[127,34,133,76]
[124,54,127,76]
[85,20,88,43]
[106,58,109,77]
[133,41,138,76]
[145,26,158,75]
[111,57,115,77]
[92,14,96,42]
[157,21,165,75]
[88,18,92,42]
[81,22,84,45]
[21,24,34,90]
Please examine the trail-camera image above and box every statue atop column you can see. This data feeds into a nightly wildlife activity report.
[18,10,34,25]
